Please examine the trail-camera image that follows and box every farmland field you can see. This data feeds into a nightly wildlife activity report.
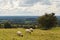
[0,27,60,40]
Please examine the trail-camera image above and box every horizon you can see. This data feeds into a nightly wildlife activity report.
[0,15,58,17]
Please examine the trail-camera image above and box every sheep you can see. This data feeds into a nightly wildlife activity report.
[30,28,33,32]
[25,29,31,34]
[17,31,23,37]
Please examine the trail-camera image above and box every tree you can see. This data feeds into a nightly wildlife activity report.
[4,21,12,28]
[37,13,57,30]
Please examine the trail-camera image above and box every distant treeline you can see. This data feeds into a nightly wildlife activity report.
[0,22,38,29]
[0,14,60,30]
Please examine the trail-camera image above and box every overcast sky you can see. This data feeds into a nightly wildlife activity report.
[0,0,60,16]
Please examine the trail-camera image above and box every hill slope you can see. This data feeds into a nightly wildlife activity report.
[0,27,60,40]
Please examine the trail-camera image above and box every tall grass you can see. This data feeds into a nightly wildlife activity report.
[0,28,60,40]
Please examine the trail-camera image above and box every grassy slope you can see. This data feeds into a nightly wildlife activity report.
[0,27,60,40]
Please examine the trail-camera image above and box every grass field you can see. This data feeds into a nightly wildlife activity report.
[0,27,60,40]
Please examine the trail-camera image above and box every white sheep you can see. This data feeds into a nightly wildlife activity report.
[30,28,33,32]
[25,29,31,34]
[17,31,23,37]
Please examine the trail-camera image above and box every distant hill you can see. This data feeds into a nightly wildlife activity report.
[0,16,59,24]
[56,16,60,20]
[0,16,39,24]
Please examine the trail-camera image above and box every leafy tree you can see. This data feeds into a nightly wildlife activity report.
[4,21,12,28]
[37,13,57,30]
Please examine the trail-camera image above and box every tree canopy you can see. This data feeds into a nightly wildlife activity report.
[37,13,57,30]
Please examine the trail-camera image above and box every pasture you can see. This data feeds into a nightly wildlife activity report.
[0,27,60,40]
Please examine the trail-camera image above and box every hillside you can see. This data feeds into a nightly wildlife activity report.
[0,27,60,40]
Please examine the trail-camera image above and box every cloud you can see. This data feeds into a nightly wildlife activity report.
[0,0,60,16]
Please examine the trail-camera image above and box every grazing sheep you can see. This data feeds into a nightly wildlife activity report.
[26,29,31,34]
[30,28,33,32]
[17,31,23,37]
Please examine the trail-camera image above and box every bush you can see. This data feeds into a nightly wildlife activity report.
[4,21,12,28]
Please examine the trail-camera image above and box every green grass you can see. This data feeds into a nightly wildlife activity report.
[0,27,60,40]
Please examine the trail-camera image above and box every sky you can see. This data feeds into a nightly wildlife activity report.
[0,0,60,16]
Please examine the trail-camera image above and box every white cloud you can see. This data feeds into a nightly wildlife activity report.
[0,0,60,16]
